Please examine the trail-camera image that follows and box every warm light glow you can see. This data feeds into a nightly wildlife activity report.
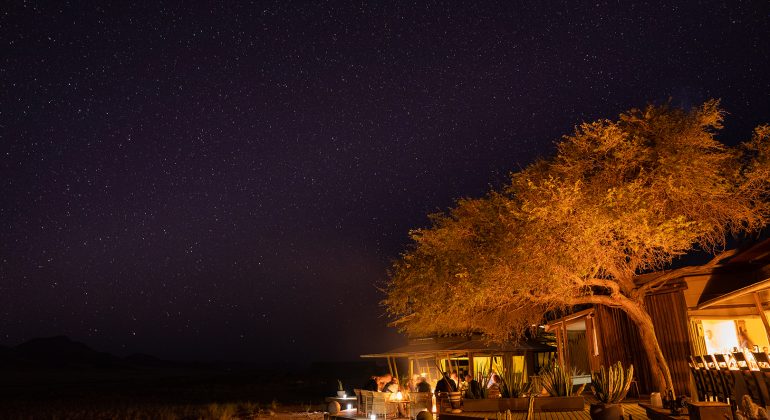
[393,391,403,401]
[703,319,739,353]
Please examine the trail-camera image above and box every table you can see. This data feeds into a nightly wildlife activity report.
[639,403,689,420]
[387,399,411,419]
[687,402,733,420]
[325,396,357,410]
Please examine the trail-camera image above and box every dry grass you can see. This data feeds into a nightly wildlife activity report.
[0,366,333,419]
[0,400,328,420]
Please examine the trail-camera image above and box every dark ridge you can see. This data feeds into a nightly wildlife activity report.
[12,335,124,368]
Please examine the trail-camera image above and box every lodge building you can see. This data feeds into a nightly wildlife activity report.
[546,237,770,396]
[364,238,770,398]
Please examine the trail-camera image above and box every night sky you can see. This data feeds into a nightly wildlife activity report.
[2,2,770,366]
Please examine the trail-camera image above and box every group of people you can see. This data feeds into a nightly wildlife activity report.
[435,371,502,399]
[362,370,503,400]
[363,373,433,393]
[363,373,410,393]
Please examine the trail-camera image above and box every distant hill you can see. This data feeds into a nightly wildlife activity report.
[0,336,190,369]
[12,335,123,368]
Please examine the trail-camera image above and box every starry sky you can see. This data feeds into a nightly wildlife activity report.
[2,1,770,366]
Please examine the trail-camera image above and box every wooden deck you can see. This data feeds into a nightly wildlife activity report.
[331,401,650,420]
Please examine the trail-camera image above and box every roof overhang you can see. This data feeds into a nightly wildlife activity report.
[696,276,770,310]
[360,337,555,358]
[543,307,595,332]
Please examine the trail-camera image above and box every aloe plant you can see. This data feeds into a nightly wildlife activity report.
[474,360,491,398]
[505,372,531,398]
[495,356,530,397]
[590,362,634,404]
[539,364,585,397]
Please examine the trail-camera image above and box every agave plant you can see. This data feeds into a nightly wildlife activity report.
[539,364,585,397]
[590,362,634,404]
[494,356,531,398]
[508,373,532,398]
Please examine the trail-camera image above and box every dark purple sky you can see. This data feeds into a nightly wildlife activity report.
[2,2,769,365]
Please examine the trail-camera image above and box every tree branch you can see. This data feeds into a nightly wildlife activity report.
[564,294,625,308]
[582,278,621,293]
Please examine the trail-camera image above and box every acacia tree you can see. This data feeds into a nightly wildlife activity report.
[385,100,770,393]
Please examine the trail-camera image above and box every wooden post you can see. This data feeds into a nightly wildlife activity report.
[561,320,570,371]
[753,292,770,346]
[555,324,565,368]
[468,352,474,377]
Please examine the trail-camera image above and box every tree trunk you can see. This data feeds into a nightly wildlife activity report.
[616,297,674,395]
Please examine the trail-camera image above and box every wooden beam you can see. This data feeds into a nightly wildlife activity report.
[562,320,570,372]
[753,292,770,346]
[555,325,564,369]
[555,320,569,370]
[466,351,471,377]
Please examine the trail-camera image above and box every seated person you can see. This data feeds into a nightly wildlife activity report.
[416,376,432,393]
[406,375,418,392]
[435,372,457,395]
[487,374,502,399]
[385,376,400,393]
[463,374,482,399]
[363,375,379,391]
[450,371,459,389]
[364,373,392,392]
[377,373,393,392]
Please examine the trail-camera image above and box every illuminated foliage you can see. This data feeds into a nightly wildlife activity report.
[385,100,770,392]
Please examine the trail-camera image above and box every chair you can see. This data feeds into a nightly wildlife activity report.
[627,377,641,400]
[363,390,376,417]
[754,351,770,370]
[700,355,728,402]
[688,357,707,401]
[691,355,717,401]
[732,351,767,406]
[409,392,432,418]
[354,389,367,416]
[713,354,736,404]
[370,392,397,419]
[752,352,770,406]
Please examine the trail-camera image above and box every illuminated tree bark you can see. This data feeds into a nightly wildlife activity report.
[583,294,671,393]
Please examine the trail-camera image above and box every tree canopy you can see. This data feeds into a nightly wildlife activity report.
[384,100,770,392]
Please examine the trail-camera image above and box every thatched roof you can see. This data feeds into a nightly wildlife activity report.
[361,335,554,358]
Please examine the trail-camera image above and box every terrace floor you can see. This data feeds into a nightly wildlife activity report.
[330,401,650,420]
